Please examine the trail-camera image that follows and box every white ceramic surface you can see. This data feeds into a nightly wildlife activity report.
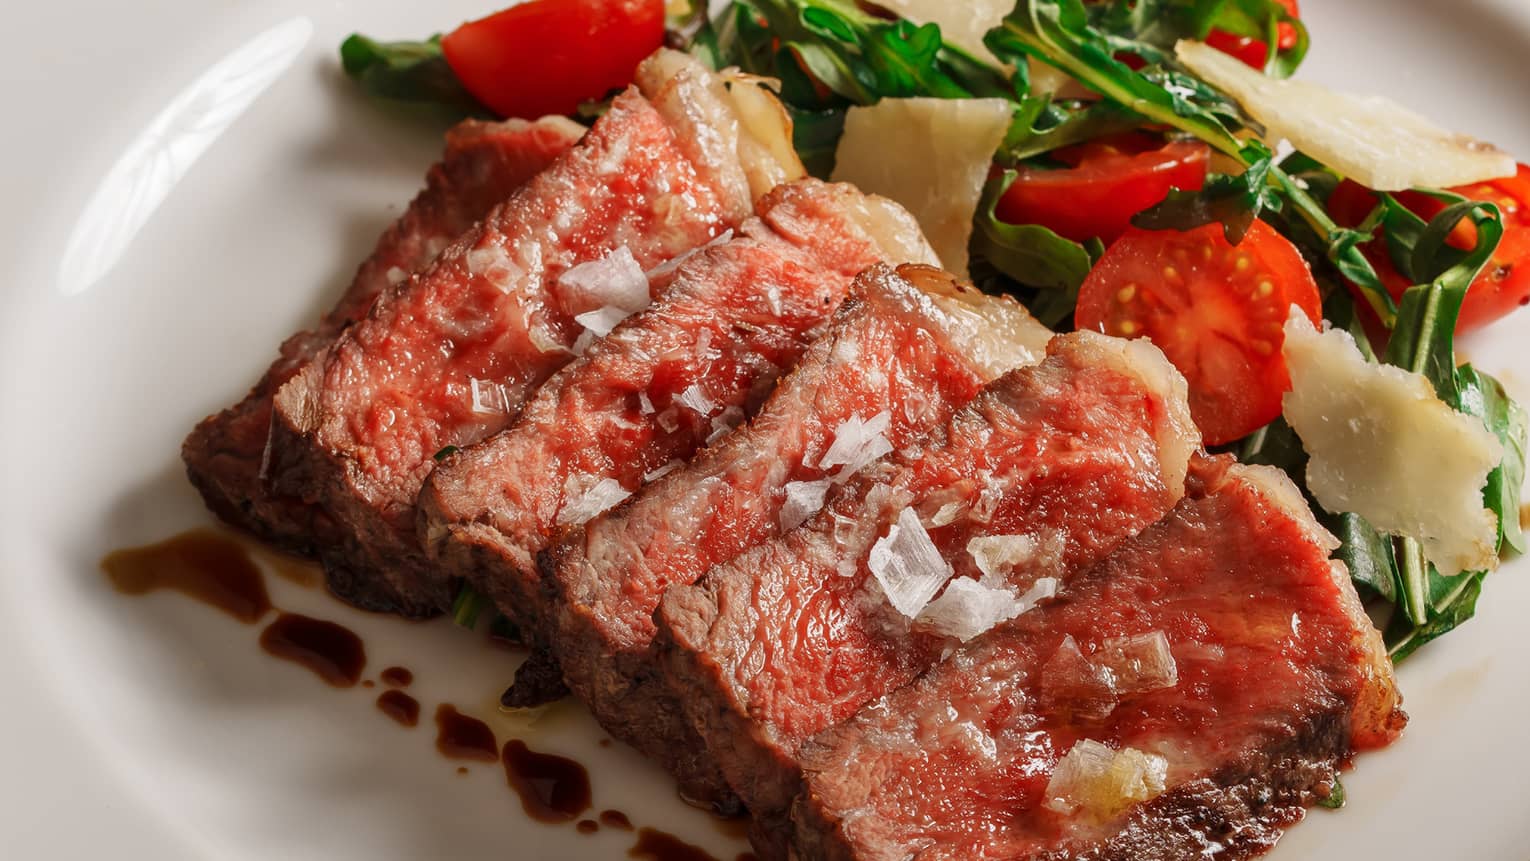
[3,1,1528,858]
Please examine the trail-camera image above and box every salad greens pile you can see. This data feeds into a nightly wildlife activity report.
[341,0,1525,660]
[679,0,1525,660]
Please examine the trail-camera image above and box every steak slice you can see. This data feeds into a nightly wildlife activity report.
[791,457,1406,861]
[543,263,1052,806]
[268,50,801,615]
[180,116,582,568]
[419,180,936,627]
[656,330,1200,824]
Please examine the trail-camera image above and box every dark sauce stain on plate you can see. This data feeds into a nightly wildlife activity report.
[600,809,634,831]
[376,689,420,727]
[435,704,499,761]
[380,666,414,687]
[577,819,600,835]
[259,613,366,687]
[501,739,592,823]
[102,529,270,623]
[628,828,719,861]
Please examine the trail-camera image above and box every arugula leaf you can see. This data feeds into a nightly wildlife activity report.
[339,34,483,114]
[1317,775,1346,809]
[984,0,1395,324]
[1132,148,1277,243]
[971,171,1097,294]
[1385,571,1486,662]
[451,584,489,629]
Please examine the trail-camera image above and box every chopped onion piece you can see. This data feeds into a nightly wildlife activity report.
[1098,631,1179,694]
[556,245,650,313]
[820,411,894,478]
[1045,739,1168,819]
[868,507,954,618]
[557,475,632,527]
[780,479,833,532]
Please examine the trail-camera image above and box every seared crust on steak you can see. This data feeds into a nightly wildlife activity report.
[791,457,1405,861]
[180,116,582,611]
[266,51,801,614]
[541,264,1049,809]
[657,330,1201,824]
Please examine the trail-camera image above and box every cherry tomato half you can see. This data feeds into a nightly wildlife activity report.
[442,0,665,120]
[1205,0,1301,70]
[1075,221,1322,445]
[996,133,1210,245]
[1328,164,1530,333]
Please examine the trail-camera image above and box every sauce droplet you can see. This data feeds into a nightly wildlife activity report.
[600,810,634,831]
[380,666,414,688]
[259,613,365,686]
[103,529,270,623]
[376,690,420,727]
[435,705,499,761]
[628,828,719,861]
[501,739,592,823]
[456,767,469,776]
[577,819,600,835]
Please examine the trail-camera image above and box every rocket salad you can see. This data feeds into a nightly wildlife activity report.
[339,0,1528,661]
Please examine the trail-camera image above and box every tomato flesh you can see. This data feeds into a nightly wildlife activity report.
[1329,165,1530,332]
[1075,221,1322,446]
[1206,0,1300,69]
[996,133,1210,244]
[442,0,665,120]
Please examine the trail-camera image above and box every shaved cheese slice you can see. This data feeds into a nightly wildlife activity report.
[1045,739,1168,819]
[868,507,954,617]
[1281,309,1503,575]
[1177,40,1514,191]
[832,98,1012,275]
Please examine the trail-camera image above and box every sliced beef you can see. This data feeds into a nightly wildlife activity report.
[656,330,1200,823]
[267,50,801,616]
[180,116,582,572]
[541,263,1051,806]
[792,457,1406,861]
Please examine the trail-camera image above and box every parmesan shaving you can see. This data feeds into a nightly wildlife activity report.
[1177,40,1515,191]
[868,507,954,618]
[1282,309,1502,575]
[831,98,1013,275]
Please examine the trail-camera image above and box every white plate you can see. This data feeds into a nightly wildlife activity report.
[3,1,1528,858]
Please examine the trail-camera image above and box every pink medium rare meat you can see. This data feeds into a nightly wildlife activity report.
[656,329,1200,825]
[181,116,582,577]
[418,180,938,633]
[267,50,803,616]
[792,456,1406,861]
[542,264,1052,807]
